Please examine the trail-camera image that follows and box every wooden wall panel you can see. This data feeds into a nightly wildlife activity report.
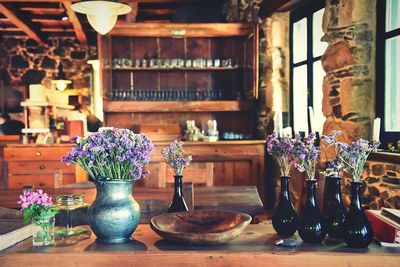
[159,38,185,58]
[233,161,252,185]
[130,37,158,59]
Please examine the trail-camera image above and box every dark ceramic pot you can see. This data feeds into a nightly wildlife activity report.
[323,176,346,239]
[88,179,140,244]
[298,180,326,243]
[272,176,299,237]
[168,175,188,212]
[342,181,373,248]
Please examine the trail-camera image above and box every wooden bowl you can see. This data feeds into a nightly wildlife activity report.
[150,210,252,245]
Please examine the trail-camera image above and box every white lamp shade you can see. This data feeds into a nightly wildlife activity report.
[51,80,71,91]
[87,14,117,35]
[72,1,132,35]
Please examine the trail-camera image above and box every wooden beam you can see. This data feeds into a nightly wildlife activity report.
[20,7,64,15]
[0,3,44,44]
[62,0,87,46]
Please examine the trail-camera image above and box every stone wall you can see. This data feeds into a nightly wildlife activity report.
[0,37,96,89]
[321,0,376,143]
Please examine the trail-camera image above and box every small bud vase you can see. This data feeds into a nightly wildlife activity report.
[342,181,373,248]
[322,176,346,239]
[298,180,326,243]
[32,215,55,246]
[272,176,298,237]
[168,175,188,212]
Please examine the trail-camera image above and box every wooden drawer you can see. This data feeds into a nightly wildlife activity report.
[7,174,75,189]
[8,161,75,175]
[4,147,72,161]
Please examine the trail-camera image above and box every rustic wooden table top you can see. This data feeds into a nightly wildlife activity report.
[1,223,399,267]
[0,185,264,217]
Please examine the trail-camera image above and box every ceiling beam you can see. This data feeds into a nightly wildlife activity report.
[62,0,87,46]
[0,3,44,44]
[259,0,309,18]
[20,7,64,15]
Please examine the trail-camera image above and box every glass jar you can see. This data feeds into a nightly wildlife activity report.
[55,195,89,237]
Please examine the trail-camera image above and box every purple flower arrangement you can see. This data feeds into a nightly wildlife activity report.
[322,130,380,182]
[18,189,57,225]
[321,130,344,177]
[161,140,192,176]
[62,127,155,181]
[292,133,320,180]
[265,132,295,176]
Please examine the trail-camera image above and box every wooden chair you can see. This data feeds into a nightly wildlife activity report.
[161,162,214,188]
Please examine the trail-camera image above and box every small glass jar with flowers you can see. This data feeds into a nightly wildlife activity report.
[292,132,326,243]
[62,127,155,244]
[161,140,192,212]
[18,189,58,246]
[265,132,298,237]
[323,131,379,248]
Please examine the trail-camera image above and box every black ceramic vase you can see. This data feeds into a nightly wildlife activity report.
[298,180,326,243]
[88,179,141,244]
[272,176,299,237]
[323,176,346,239]
[342,181,373,248]
[168,175,189,212]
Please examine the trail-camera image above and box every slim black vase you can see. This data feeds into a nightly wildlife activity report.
[168,175,189,212]
[342,181,373,248]
[298,180,326,243]
[323,176,346,239]
[272,176,299,237]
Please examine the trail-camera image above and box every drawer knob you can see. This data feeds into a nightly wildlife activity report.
[35,152,41,156]
[38,182,45,187]
[39,164,45,170]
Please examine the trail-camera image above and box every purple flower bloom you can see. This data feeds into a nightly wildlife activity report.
[292,133,320,180]
[265,132,296,176]
[161,140,192,175]
[61,127,155,181]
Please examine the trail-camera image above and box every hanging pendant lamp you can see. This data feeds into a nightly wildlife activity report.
[71,0,132,35]
[51,63,71,91]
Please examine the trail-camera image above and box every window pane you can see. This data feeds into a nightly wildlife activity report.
[293,18,307,64]
[386,0,400,32]
[293,65,308,134]
[385,36,400,131]
[313,60,326,134]
[313,8,328,57]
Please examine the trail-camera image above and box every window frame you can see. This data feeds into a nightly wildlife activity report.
[376,0,400,148]
[289,0,325,135]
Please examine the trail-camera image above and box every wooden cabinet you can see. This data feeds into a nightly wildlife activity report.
[4,145,84,189]
[98,22,259,135]
[135,141,266,204]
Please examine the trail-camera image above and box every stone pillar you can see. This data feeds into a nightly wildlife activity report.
[257,13,290,139]
[321,0,376,143]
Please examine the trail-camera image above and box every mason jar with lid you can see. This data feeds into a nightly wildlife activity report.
[55,195,89,236]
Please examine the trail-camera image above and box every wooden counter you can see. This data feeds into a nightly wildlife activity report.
[1,223,398,267]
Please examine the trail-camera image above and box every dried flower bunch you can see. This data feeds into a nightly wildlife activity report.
[62,127,155,181]
[161,140,192,176]
[18,189,58,225]
[322,130,380,182]
[292,132,320,180]
[321,130,344,177]
[265,131,295,177]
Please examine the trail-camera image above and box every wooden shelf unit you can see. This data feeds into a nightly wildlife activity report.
[98,22,259,137]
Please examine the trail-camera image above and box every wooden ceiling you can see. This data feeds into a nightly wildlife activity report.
[0,0,301,46]
[0,0,222,46]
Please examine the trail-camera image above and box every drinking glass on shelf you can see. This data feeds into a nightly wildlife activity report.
[142,59,148,68]
[123,58,132,67]
[149,59,156,68]
[156,59,162,68]
[214,59,220,67]
[207,59,213,68]
[185,59,192,68]
[135,59,141,68]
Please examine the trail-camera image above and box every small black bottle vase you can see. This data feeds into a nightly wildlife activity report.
[342,181,373,248]
[272,176,299,237]
[168,175,189,212]
[323,176,346,239]
[298,180,326,243]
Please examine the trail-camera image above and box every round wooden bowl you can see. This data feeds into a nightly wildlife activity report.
[150,210,252,245]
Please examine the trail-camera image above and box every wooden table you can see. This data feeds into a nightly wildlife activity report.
[0,185,264,217]
[1,223,399,267]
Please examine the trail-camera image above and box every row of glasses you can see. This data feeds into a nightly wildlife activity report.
[112,89,224,101]
[112,58,240,69]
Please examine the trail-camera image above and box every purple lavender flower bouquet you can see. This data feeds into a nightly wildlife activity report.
[18,189,58,246]
[161,140,192,176]
[62,127,155,181]
[292,133,320,180]
[322,131,380,182]
[265,131,295,177]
